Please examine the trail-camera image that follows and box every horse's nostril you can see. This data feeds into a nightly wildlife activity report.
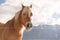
[27,23,30,27]
[30,23,32,27]
[27,23,32,27]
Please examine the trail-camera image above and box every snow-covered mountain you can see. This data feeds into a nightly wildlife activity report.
[23,25,60,40]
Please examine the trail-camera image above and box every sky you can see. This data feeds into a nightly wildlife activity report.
[0,0,5,5]
[0,0,60,25]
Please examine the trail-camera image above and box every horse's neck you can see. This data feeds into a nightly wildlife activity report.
[14,17,25,34]
[5,17,25,34]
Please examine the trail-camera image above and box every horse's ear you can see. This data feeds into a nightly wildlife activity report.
[30,5,32,8]
[22,4,25,8]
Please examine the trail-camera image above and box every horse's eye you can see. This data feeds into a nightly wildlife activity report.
[30,13,33,16]
[23,13,26,16]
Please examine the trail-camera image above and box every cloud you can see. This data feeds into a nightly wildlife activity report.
[32,0,60,25]
[52,13,60,19]
[0,0,22,23]
[0,0,60,25]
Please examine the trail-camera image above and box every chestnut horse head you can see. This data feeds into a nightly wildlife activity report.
[15,4,33,31]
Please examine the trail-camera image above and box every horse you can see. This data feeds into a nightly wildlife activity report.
[0,4,33,40]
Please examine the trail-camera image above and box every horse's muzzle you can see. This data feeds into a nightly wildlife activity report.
[26,22,32,31]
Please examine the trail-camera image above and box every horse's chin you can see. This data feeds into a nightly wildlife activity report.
[26,27,32,32]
